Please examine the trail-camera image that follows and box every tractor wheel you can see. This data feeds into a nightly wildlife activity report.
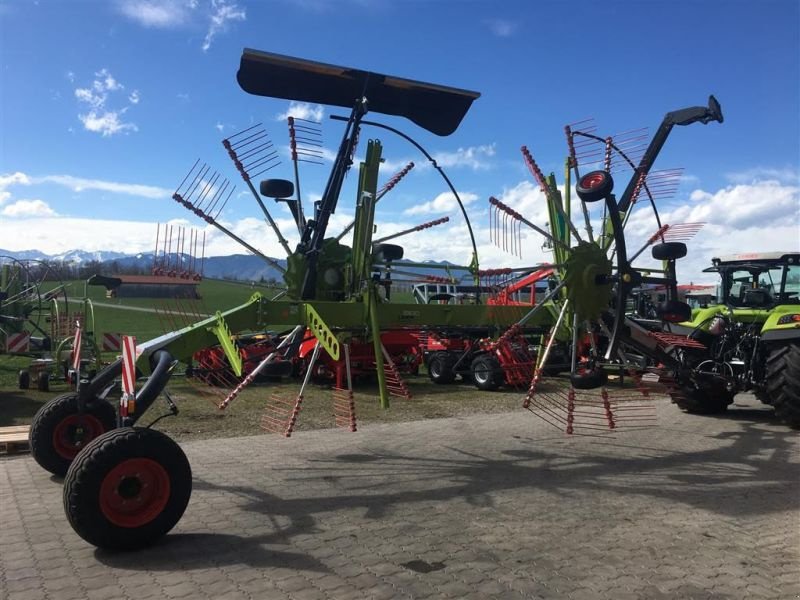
[18,370,30,390]
[64,427,192,551]
[37,370,50,392]
[575,170,614,203]
[428,351,456,384]
[471,355,503,391]
[656,300,692,323]
[670,385,733,415]
[30,393,117,477]
[765,344,800,428]
[651,242,687,261]
[570,366,608,390]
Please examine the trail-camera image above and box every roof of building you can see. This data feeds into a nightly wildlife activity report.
[115,275,199,285]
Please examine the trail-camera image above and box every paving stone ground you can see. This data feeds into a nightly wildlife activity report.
[1,394,798,600]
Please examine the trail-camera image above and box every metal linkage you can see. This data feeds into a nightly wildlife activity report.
[222,125,291,256]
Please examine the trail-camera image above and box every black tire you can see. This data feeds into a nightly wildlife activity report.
[372,243,404,262]
[651,242,687,261]
[18,370,30,390]
[64,427,192,551]
[576,170,614,203]
[656,300,692,323]
[37,371,50,392]
[670,385,733,415]
[471,355,503,391]
[29,393,117,477]
[570,367,608,390]
[765,344,800,428]
[260,178,294,199]
[428,351,456,384]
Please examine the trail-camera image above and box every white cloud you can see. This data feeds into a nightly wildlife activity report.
[433,144,496,170]
[215,122,224,132]
[725,167,799,185]
[0,172,32,205]
[621,179,800,283]
[202,0,245,51]
[485,18,517,37]
[74,69,138,137]
[0,171,171,200]
[119,0,245,50]
[117,0,192,27]
[2,200,57,217]
[79,110,139,137]
[40,174,171,198]
[276,101,325,123]
[404,191,479,216]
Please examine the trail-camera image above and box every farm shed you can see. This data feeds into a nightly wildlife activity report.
[106,275,201,299]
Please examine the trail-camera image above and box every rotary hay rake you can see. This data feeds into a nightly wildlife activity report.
[27,48,722,551]
[485,99,721,435]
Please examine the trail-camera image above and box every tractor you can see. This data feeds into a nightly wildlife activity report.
[664,252,800,426]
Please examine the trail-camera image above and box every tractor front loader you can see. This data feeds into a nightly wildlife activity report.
[664,252,800,426]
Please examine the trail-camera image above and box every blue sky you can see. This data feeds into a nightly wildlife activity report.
[1,0,798,283]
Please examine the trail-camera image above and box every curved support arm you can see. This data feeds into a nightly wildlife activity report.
[331,115,481,296]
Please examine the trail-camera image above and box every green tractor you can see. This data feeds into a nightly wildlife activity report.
[667,251,800,426]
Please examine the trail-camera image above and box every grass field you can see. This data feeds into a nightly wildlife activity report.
[1,277,530,440]
[0,352,532,440]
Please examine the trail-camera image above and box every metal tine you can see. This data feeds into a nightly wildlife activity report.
[237,140,274,163]
[229,127,268,151]
[225,122,262,142]
[213,185,236,220]
[184,164,212,203]
[249,163,281,180]
[176,162,207,198]
[244,148,279,169]
[174,159,201,194]
[244,154,280,178]
[566,117,597,132]
[204,178,230,217]
[195,171,221,211]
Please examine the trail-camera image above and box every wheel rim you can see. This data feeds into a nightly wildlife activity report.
[52,414,106,459]
[99,458,171,528]
[430,359,441,377]
[581,172,606,190]
[474,362,490,384]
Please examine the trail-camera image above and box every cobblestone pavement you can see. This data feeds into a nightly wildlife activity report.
[2,394,799,600]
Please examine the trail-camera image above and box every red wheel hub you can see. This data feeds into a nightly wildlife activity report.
[99,458,171,528]
[581,172,607,190]
[52,414,105,459]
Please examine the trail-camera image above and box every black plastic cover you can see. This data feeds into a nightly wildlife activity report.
[237,49,480,137]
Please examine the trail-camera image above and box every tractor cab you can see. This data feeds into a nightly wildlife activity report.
[703,252,800,309]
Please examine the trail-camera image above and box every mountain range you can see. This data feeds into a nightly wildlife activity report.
[0,248,467,284]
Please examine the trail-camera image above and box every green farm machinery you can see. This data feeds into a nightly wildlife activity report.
[28,48,724,550]
[0,257,97,390]
[665,252,800,426]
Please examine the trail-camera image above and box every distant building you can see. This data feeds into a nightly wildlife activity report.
[107,275,201,299]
